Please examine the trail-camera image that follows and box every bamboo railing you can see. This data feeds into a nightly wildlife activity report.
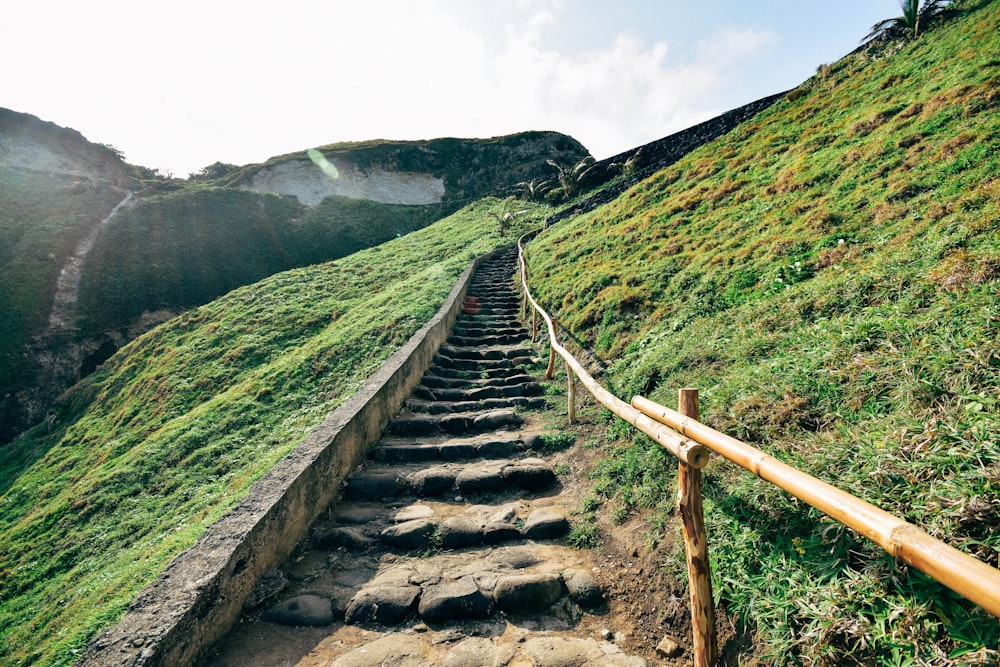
[631,394,1000,620]
[516,234,709,470]
[516,231,1000,666]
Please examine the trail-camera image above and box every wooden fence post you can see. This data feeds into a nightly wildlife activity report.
[567,365,576,424]
[545,316,557,380]
[678,388,717,666]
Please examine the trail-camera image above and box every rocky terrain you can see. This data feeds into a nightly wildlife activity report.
[197,249,664,666]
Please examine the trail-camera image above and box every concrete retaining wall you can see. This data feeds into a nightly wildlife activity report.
[79,249,504,666]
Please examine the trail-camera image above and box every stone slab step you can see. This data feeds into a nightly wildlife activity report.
[315,502,570,554]
[438,343,533,361]
[448,333,529,347]
[343,458,557,501]
[406,396,546,415]
[388,408,524,436]
[349,458,558,500]
[431,355,523,372]
[370,433,525,462]
[335,544,599,626]
[415,382,542,403]
[426,365,521,380]
[420,372,535,390]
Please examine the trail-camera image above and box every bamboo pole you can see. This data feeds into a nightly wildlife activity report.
[515,233,709,468]
[631,395,1000,619]
[567,365,577,424]
[677,389,718,666]
[545,316,558,380]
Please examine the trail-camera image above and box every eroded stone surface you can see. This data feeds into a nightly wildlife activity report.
[262,594,334,627]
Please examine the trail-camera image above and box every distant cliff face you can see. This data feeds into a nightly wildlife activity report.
[239,159,447,206]
[0,114,589,444]
[233,132,590,207]
[0,109,131,184]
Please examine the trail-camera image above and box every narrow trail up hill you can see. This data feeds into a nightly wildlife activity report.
[46,190,134,334]
[200,248,650,666]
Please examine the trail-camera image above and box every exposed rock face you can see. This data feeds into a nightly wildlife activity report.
[234,131,590,207]
[0,108,131,183]
[239,159,446,206]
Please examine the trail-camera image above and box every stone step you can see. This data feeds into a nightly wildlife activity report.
[437,343,532,361]
[388,408,524,437]
[426,365,520,380]
[454,312,521,321]
[420,371,535,390]
[370,433,525,462]
[465,293,522,314]
[451,325,527,339]
[377,505,569,552]
[343,457,557,502]
[325,543,601,628]
[447,332,528,347]
[415,382,543,403]
[432,354,533,372]
[406,395,547,415]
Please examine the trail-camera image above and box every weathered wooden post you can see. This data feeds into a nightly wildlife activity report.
[678,388,717,666]
[567,365,576,424]
[545,316,557,380]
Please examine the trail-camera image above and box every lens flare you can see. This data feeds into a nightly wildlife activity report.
[306,147,339,179]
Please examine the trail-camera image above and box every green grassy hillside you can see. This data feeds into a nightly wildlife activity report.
[0,127,584,445]
[0,199,548,666]
[0,167,129,440]
[76,187,449,335]
[525,2,998,663]
[2,2,997,665]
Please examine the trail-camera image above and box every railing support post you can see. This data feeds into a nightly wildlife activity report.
[545,316,557,380]
[531,309,538,343]
[678,388,718,667]
[567,365,576,424]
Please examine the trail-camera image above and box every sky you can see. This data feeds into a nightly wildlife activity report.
[3,1,905,177]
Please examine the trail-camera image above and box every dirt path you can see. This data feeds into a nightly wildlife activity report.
[197,248,661,666]
[46,189,134,334]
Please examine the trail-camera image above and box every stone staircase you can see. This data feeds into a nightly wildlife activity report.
[199,248,648,666]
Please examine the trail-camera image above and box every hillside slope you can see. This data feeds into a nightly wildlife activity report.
[2,2,997,665]
[0,110,137,443]
[0,199,550,666]
[524,1,998,663]
[0,119,586,444]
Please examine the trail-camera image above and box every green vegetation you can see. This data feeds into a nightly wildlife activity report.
[0,198,550,666]
[2,1,997,664]
[0,128,583,447]
[0,168,126,438]
[77,187,451,334]
[526,2,999,663]
[533,431,577,453]
[864,0,953,44]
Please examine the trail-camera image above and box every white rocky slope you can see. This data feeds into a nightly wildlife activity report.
[239,158,445,207]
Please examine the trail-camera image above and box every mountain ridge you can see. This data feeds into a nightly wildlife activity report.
[0,116,586,443]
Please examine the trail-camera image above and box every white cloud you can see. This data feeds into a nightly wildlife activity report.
[698,27,778,64]
[483,9,776,159]
[2,0,784,174]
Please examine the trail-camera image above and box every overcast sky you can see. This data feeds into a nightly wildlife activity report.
[3,1,903,177]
